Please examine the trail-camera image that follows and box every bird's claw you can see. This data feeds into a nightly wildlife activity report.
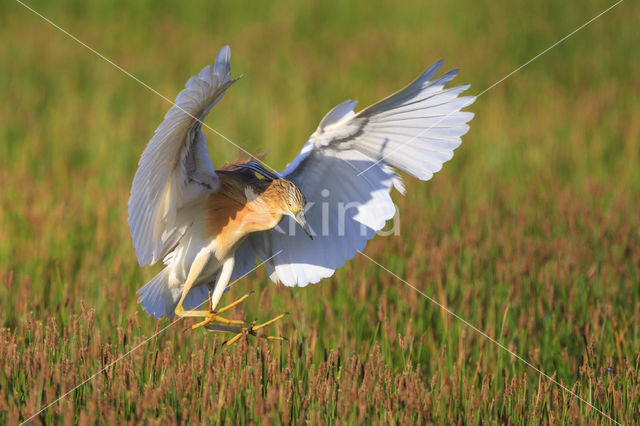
[190,290,249,331]
[191,311,246,330]
[221,313,289,346]
[188,291,288,345]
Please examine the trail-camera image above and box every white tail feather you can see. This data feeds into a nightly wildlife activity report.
[137,268,214,319]
[137,269,179,319]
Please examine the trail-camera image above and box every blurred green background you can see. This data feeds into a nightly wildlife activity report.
[1,0,638,423]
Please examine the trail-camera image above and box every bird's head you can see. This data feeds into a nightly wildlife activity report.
[272,179,313,239]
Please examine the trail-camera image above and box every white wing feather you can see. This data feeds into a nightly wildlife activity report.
[233,60,475,286]
[128,46,237,266]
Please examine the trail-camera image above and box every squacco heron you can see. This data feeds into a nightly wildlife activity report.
[129,46,475,344]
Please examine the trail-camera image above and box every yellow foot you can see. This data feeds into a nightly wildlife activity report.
[191,312,245,330]
[220,313,289,346]
[190,291,253,331]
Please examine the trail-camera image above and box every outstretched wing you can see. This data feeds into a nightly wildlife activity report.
[128,46,238,266]
[233,60,475,286]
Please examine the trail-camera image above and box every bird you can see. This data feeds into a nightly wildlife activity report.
[128,45,475,344]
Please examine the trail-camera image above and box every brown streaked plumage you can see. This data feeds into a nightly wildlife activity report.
[205,173,309,259]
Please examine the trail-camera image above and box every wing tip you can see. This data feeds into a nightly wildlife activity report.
[317,99,359,130]
[420,59,444,81]
[216,45,231,62]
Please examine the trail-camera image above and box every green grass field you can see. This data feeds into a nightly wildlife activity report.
[1,0,639,423]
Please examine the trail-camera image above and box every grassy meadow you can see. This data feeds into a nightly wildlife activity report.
[1,0,639,423]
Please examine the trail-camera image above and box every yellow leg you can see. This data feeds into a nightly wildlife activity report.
[216,291,253,314]
[191,315,245,329]
[174,254,237,325]
[174,248,215,319]
[222,313,289,346]
[191,291,251,331]
[170,249,288,343]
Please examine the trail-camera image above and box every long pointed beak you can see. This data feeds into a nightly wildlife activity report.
[295,212,313,239]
